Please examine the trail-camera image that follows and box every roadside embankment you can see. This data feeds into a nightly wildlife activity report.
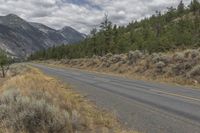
[40,49,200,88]
[0,64,136,133]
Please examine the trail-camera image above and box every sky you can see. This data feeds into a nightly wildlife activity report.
[0,0,191,34]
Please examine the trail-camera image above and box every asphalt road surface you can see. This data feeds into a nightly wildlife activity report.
[32,64,200,133]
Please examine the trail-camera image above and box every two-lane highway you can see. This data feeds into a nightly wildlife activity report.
[32,64,200,133]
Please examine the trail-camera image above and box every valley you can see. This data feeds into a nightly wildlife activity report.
[0,0,200,133]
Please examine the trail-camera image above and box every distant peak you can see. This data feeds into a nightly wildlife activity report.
[0,13,29,28]
[6,14,20,18]
[61,26,74,31]
[4,14,24,21]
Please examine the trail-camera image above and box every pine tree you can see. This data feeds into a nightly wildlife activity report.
[0,51,10,78]
[177,0,185,15]
[165,7,176,22]
[155,11,162,38]
[190,0,200,14]
[100,14,113,54]
[113,24,119,53]
[90,28,97,55]
[194,14,200,38]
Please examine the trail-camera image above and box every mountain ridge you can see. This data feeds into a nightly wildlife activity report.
[0,14,85,58]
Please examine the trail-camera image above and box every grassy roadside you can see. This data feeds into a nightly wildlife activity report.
[37,61,200,90]
[0,65,137,133]
[36,48,200,89]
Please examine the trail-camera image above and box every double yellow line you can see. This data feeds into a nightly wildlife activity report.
[151,89,200,102]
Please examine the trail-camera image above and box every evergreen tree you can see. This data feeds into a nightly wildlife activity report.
[155,11,162,38]
[100,14,113,54]
[90,28,97,55]
[0,51,10,78]
[177,0,185,15]
[165,7,176,22]
[113,24,119,53]
[190,0,200,14]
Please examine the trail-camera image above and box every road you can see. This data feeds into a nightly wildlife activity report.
[32,64,200,133]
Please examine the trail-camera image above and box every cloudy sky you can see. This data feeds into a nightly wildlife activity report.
[0,0,191,34]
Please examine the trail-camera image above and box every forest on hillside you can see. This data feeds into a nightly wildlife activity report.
[29,0,200,60]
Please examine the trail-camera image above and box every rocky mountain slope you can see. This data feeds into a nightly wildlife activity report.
[0,14,85,58]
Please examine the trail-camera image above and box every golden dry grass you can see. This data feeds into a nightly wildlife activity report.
[0,65,137,133]
[39,60,200,90]
[38,48,200,89]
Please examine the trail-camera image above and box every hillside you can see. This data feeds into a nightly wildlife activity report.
[0,14,85,58]
[29,0,200,88]
[41,48,200,87]
[29,0,200,60]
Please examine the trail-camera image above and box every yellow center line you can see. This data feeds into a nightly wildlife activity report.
[151,89,200,102]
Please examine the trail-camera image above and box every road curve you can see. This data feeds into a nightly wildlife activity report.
[32,64,200,133]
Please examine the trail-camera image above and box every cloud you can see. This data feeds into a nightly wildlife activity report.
[0,0,192,34]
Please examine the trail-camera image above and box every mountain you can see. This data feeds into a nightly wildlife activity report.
[0,14,85,58]
[30,23,85,44]
[29,1,200,60]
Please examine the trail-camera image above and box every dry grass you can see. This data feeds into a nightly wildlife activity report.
[39,61,198,89]
[0,65,137,133]
[38,62,181,87]
[38,48,200,89]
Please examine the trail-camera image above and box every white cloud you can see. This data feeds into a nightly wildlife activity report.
[0,0,192,34]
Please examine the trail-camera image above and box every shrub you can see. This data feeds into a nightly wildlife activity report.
[187,65,200,82]
[188,65,200,77]
[171,63,189,76]
[172,53,185,63]
[151,53,161,63]
[159,55,172,64]
[105,53,113,59]
[100,56,107,62]
[92,55,100,60]
[0,89,71,133]
[110,54,123,64]
[60,59,70,64]
[128,50,142,64]
[184,50,199,59]
[155,61,166,73]
[100,61,111,68]
[156,61,166,69]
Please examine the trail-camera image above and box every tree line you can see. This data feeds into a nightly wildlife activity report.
[29,0,200,60]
